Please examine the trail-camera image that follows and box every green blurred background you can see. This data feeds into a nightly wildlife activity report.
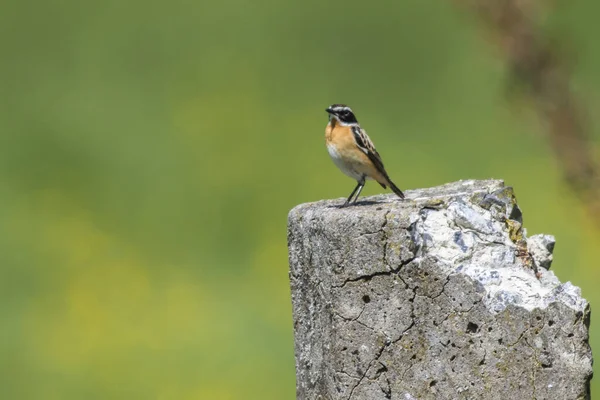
[1,0,598,398]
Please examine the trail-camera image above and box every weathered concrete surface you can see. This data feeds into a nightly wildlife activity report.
[288,179,592,400]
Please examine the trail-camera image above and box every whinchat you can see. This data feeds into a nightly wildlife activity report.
[325,104,405,206]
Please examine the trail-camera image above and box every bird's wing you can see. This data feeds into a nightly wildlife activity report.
[351,126,387,175]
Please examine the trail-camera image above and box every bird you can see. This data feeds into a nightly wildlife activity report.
[325,104,405,207]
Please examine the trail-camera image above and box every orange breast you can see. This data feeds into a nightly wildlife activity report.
[325,123,355,150]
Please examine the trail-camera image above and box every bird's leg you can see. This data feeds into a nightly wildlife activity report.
[343,182,362,207]
[352,181,365,203]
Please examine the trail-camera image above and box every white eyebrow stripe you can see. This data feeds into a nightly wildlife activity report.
[332,106,352,113]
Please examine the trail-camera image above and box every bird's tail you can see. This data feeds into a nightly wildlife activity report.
[388,179,405,199]
[377,172,405,199]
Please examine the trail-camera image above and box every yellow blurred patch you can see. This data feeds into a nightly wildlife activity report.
[21,191,227,385]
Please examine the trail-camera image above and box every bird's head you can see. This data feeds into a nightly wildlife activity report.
[326,104,358,126]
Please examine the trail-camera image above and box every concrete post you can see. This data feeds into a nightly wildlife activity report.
[288,179,592,400]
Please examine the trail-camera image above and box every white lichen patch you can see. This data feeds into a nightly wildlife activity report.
[414,198,586,314]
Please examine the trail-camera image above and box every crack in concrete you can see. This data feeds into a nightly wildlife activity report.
[507,326,532,348]
[338,369,360,380]
[333,304,366,324]
[381,210,391,265]
[430,274,452,300]
[347,339,390,400]
[339,311,417,397]
[337,256,416,288]
[362,362,392,398]
[347,313,417,399]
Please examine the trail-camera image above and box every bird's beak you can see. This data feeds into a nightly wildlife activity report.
[325,107,334,114]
